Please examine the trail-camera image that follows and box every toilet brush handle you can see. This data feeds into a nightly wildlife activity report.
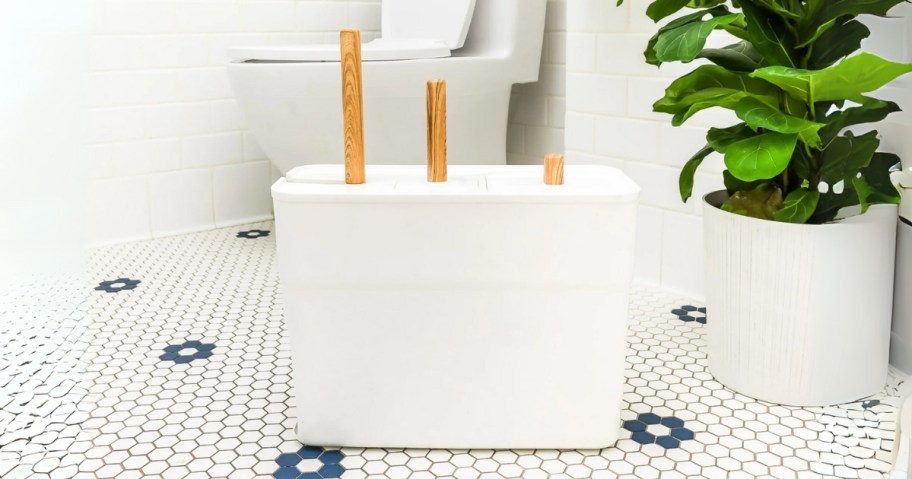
[544,154,564,185]
[427,80,447,183]
[341,29,366,184]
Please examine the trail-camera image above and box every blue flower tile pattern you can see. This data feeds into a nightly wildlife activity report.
[623,413,695,449]
[672,305,706,324]
[237,229,271,239]
[158,340,216,364]
[94,278,141,293]
[22,222,903,479]
[274,446,345,479]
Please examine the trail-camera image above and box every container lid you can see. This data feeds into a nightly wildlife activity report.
[273,165,640,203]
[381,0,476,50]
[229,38,451,62]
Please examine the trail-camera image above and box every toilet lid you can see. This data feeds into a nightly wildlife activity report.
[381,0,477,50]
[229,38,451,62]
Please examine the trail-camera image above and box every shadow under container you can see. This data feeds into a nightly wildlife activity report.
[272,164,640,449]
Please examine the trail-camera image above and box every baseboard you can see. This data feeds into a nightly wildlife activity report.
[215,214,275,229]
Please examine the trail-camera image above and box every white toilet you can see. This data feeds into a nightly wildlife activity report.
[227,0,547,174]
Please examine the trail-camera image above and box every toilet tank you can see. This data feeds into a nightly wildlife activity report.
[458,0,548,83]
[381,0,477,49]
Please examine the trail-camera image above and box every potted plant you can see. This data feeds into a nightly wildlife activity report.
[619,0,912,405]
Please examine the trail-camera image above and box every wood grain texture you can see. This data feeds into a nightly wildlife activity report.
[544,154,564,185]
[341,29,365,184]
[426,79,447,183]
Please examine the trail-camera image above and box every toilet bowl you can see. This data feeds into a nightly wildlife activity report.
[227,0,547,174]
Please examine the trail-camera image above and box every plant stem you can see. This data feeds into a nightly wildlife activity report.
[804,142,820,189]
[801,43,814,70]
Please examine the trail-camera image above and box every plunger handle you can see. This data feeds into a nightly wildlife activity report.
[427,80,448,183]
[544,154,564,185]
[340,29,366,184]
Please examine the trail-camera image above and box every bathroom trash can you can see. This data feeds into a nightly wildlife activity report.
[272,164,640,449]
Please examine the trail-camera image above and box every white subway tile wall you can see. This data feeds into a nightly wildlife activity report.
[85,0,567,245]
[84,0,384,245]
[507,0,567,166]
[566,0,912,299]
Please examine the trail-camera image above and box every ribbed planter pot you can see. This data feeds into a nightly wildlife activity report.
[703,190,898,406]
[891,178,912,374]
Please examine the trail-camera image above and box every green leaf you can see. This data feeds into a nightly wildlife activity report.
[749,0,801,20]
[646,0,691,21]
[854,151,903,212]
[813,187,862,223]
[808,18,870,69]
[655,14,741,63]
[818,130,880,184]
[751,52,912,103]
[645,37,661,66]
[688,0,727,7]
[654,65,781,125]
[721,21,752,41]
[749,68,811,102]
[644,6,733,66]
[812,149,898,223]
[707,123,755,153]
[804,0,906,33]
[819,97,901,145]
[791,146,814,180]
[679,145,714,202]
[723,169,765,194]
[724,132,799,181]
[797,18,838,48]
[697,41,767,71]
[739,0,797,67]
[734,97,824,147]
[772,188,820,223]
[663,6,734,30]
[853,177,874,213]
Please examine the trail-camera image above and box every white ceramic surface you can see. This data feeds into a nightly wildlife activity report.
[228,0,548,174]
[703,191,898,406]
[272,165,639,448]
[381,0,477,49]
[891,382,912,478]
[892,175,912,374]
[229,38,452,62]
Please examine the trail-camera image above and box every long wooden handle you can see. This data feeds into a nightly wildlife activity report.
[427,79,447,183]
[341,29,365,184]
[544,154,564,185]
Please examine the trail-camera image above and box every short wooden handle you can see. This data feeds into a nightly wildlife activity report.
[341,29,365,184]
[544,154,564,185]
[427,80,447,183]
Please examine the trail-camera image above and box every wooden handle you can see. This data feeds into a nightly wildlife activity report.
[544,154,564,185]
[427,80,447,183]
[341,29,365,184]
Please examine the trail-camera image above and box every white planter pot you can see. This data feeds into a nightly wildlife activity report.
[892,180,912,374]
[703,191,898,406]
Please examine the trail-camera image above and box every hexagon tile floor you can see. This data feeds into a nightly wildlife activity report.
[0,221,908,479]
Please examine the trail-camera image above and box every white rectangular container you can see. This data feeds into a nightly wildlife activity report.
[272,164,639,449]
